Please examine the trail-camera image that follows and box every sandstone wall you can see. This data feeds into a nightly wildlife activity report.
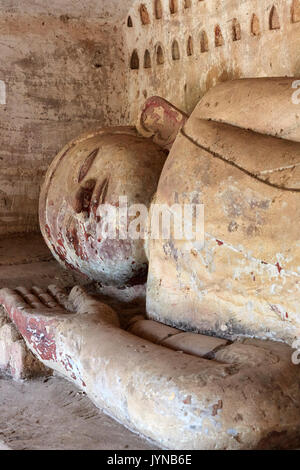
[125,0,300,119]
[0,0,129,235]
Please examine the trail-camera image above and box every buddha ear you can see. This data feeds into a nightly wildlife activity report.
[137,96,188,151]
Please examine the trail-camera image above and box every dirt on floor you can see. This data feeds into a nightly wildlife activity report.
[0,373,157,450]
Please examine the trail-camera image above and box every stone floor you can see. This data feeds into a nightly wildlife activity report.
[0,374,157,450]
[0,232,156,450]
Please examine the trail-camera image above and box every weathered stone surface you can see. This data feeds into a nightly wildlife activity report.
[128,319,180,344]
[0,1,134,236]
[193,78,300,142]
[1,285,300,450]
[0,323,21,345]
[214,343,281,367]
[161,333,228,358]
[9,340,48,381]
[0,304,48,380]
[146,78,300,345]
[241,338,294,363]
[0,311,20,370]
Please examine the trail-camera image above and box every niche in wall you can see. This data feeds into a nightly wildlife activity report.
[187,36,194,55]
[155,0,163,19]
[269,5,280,29]
[156,44,165,64]
[232,18,241,41]
[200,30,209,52]
[215,25,224,47]
[139,4,150,24]
[169,0,178,15]
[130,50,140,69]
[292,0,300,22]
[172,39,180,60]
[251,13,260,35]
[144,49,151,68]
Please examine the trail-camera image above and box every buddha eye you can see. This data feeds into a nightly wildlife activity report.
[72,179,96,214]
[78,148,99,183]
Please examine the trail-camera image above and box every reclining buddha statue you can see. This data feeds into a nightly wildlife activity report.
[40,77,300,346]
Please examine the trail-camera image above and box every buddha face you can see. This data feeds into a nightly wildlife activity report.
[40,127,167,285]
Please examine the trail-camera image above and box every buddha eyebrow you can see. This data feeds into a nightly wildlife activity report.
[78,148,99,183]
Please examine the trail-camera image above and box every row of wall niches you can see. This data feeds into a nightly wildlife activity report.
[127,0,300,28]
[129,4,300,69]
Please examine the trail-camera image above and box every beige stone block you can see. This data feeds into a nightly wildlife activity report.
[0,305,8,329]
[0,340,10,369]
[0,323,21,343]
[9,340,27,380]
[241,338,293,362]
[0,323,21,369]
[9,340,49,380]
[161,332,228,357]
[214,342,281,367]
[128,319,180,344]
[0,316,49,379]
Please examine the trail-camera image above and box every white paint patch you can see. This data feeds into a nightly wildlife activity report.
[292,80,300,105]
[0,81,6,105]
[257,163,300,174]
[0,440,11,450]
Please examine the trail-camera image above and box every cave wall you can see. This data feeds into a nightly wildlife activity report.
[0,0,130,236]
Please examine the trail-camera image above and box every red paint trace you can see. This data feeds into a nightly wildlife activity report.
[276,262,283,274]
